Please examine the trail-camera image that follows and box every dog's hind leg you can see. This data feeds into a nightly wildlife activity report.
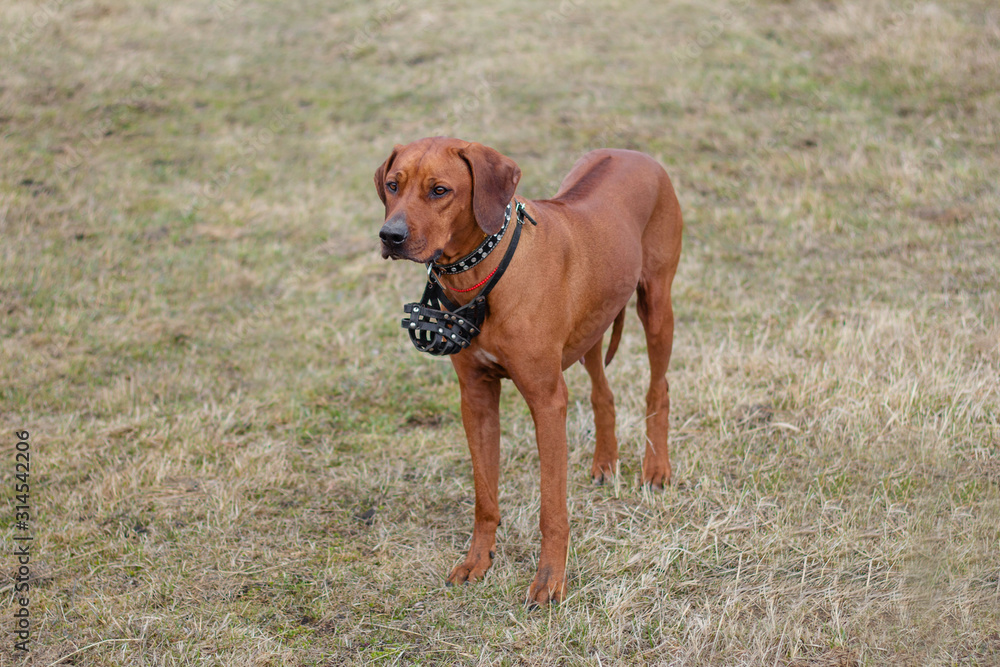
[636,278,674,489]
[583,338,618,484]
[636,178,682,489]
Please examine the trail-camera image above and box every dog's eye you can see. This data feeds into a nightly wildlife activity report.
[386,181,397,193]
[431,185,449,197]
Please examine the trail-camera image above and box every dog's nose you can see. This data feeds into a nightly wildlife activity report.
[379,218,409,246]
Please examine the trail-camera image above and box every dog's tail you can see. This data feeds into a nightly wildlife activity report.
[604,307,626,367]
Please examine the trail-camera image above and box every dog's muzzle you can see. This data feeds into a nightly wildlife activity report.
[401,281,488,356]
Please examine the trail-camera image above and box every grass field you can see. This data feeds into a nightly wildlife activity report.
[2,0,999,664]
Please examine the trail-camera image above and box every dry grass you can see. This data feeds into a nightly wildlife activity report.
[1,0,999,664]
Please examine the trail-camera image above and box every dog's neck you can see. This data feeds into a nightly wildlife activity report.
[436,204,511,270]
[432,201,530,307]
[436,237,514,306]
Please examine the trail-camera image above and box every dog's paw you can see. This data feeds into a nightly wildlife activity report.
[642,458,671,490]
[446,550,494,587]
[590,458,618,485]
[525,566,565,608]
[641,469,671,490]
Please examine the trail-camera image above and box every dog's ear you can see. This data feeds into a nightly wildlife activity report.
[458,143,521,234]
[374,145,403,205]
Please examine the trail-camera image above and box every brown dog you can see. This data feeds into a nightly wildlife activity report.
[375,137,682,606]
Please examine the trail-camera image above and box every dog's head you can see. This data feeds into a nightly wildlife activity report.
[374,137,521,263]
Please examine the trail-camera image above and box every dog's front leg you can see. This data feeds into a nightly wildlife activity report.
[514,364,570,606]
[447,362,502,587]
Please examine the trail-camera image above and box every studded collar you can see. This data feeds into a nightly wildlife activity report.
[431,202,513,275]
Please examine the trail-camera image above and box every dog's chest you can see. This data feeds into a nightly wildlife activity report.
[466,346,512,379]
